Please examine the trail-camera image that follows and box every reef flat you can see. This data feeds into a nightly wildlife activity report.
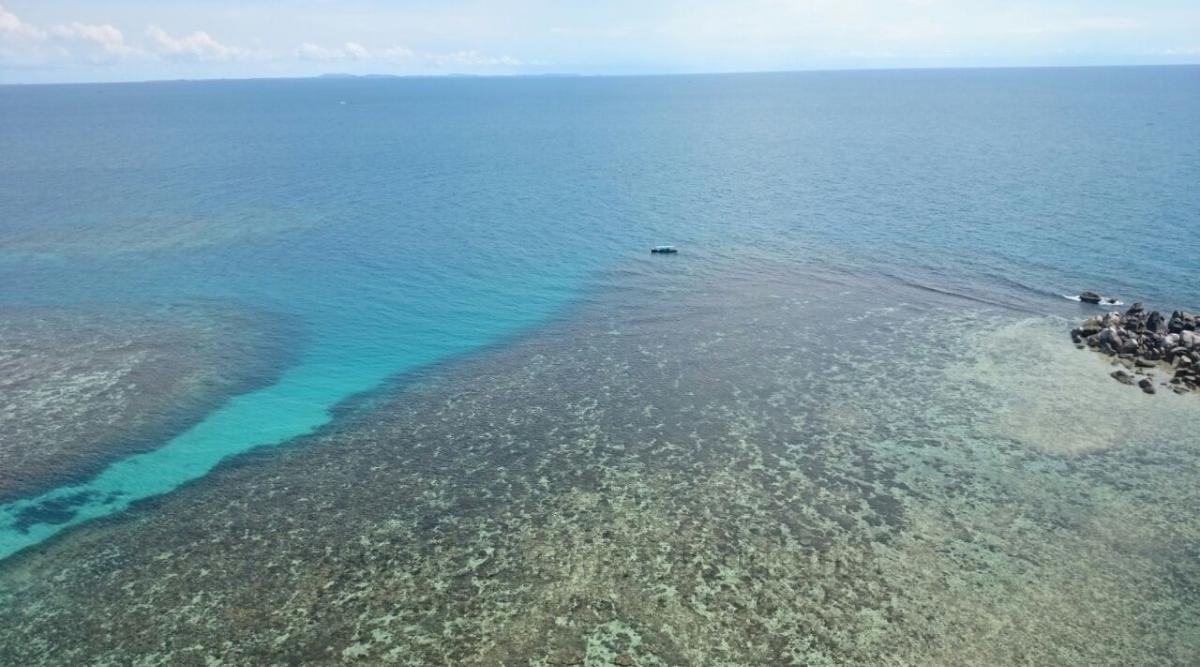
[0,208,318,259]
[0,305,293,502]
[0,259,1196,666]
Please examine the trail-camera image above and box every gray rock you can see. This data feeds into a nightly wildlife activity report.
[1168,312,1185,333]
[1073,305,1198,396]
[1146,311,1165,333]
[1111,370,1135,385]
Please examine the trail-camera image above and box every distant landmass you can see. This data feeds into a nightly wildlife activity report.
[317,73,406,79]
[316,72,584,80]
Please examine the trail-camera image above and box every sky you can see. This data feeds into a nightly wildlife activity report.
[2,1,1198,84]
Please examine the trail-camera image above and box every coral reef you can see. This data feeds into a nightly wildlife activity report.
[0,263,1196,666]
[0,305,294,502]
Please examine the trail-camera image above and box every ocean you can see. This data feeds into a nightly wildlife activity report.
[0,66,1198,664]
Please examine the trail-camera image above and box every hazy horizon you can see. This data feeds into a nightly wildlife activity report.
[3,1,1198,85]
[2,61,1200,88]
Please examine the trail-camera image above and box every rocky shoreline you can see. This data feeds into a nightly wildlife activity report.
[1071,304,1199,395]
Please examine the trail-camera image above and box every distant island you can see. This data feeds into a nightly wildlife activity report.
[316,72,585,80]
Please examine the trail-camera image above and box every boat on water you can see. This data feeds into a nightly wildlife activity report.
[1071,290,1122,306]
[651,245,678,254]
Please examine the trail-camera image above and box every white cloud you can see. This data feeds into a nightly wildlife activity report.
[146,25,250,61]
[297,41,374,61]
[52,22,138,58]
[426,50,523,68]
[296,39,520,68]
[0,3,43,39]
[0,4,64,66]
[344,41,370,59]
[4,7,261,68]
[378,45,416,60]
[295,40,519,68]
[296,41,338,60]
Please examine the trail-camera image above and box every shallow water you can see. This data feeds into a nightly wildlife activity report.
[0,304,293,502]
[0,67,1198,663]
[0,253,1195,665]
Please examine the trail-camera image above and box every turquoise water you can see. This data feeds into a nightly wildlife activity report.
[0,67,1197,560]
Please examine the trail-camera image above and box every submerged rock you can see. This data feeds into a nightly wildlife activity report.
[1111,370,1135,385]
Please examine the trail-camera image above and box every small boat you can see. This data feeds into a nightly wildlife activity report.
[651,245,678,254]
[1067,291,1122,306]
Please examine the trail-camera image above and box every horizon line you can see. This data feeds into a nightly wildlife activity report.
[2,61,1197,87]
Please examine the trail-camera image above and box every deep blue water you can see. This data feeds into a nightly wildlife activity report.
[0,66,1197,557]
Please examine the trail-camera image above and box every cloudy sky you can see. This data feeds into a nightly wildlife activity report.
[2,1,1198,83]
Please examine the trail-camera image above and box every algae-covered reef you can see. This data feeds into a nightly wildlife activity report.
[0,304,293,502]
[0,262,1196,666]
